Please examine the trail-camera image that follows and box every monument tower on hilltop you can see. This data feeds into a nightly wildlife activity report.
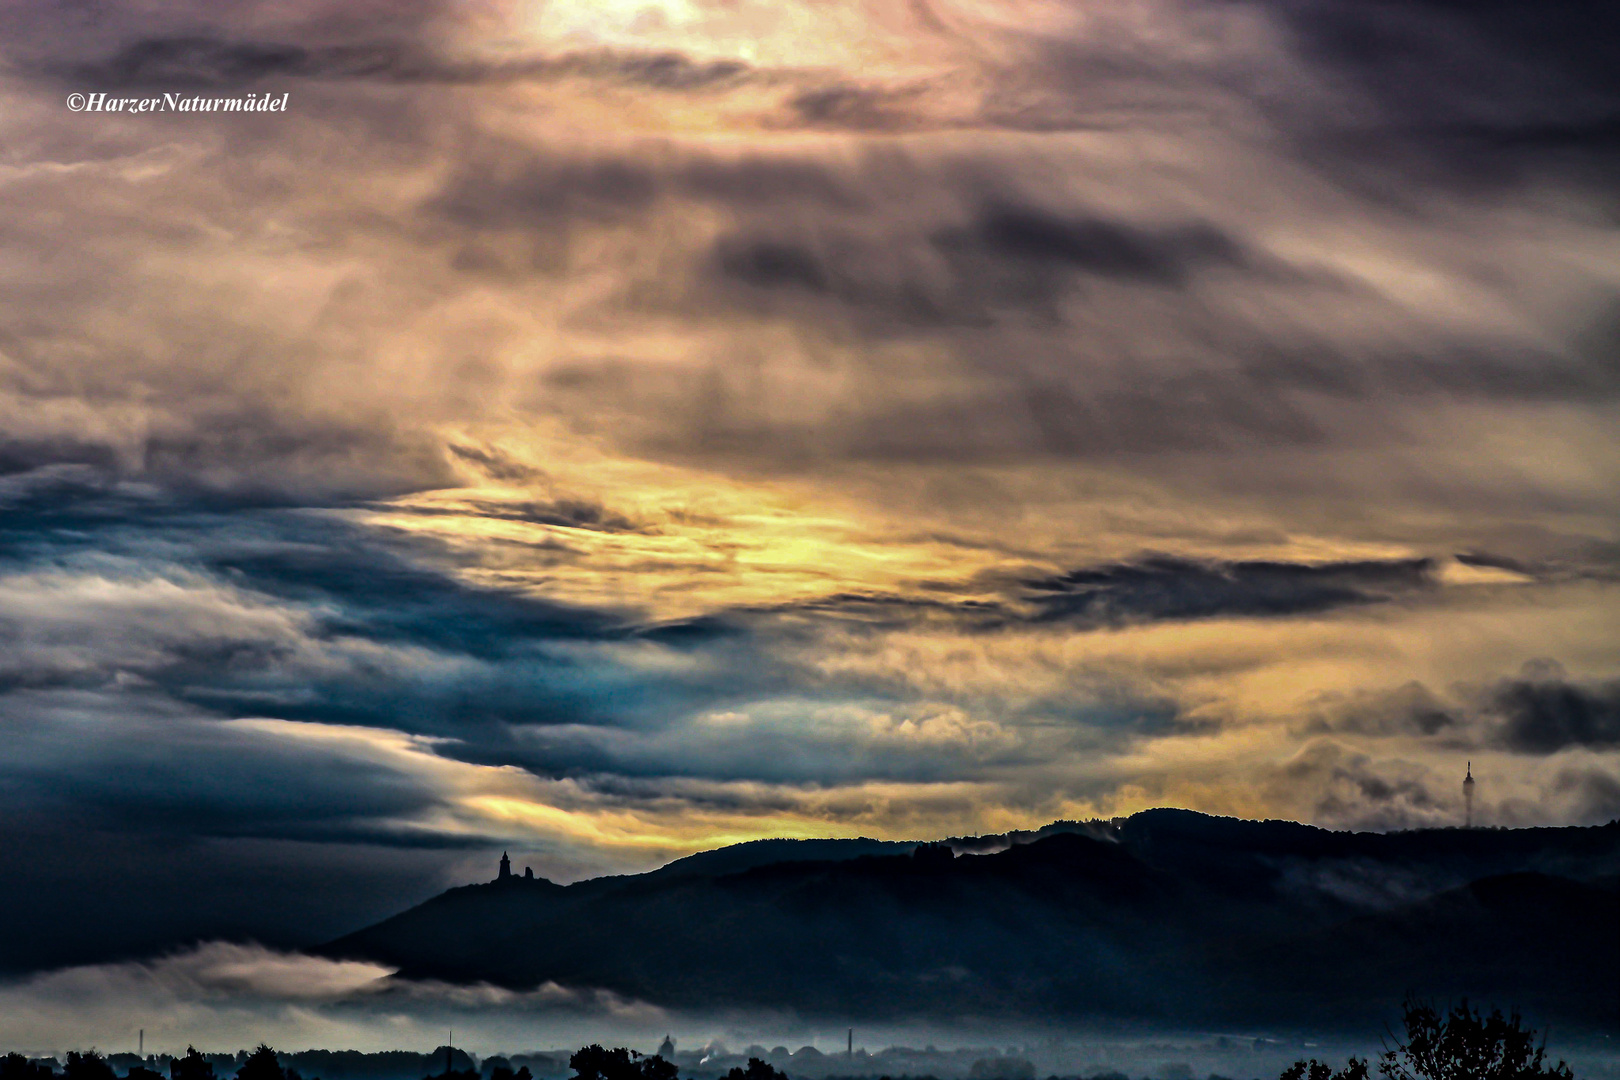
[1463,761,1475,828]
[499,851,511,880]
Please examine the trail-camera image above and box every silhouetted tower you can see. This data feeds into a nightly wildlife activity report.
[848,1030,853,1057]
[1463,761,1475,828]
[499,851,511,880]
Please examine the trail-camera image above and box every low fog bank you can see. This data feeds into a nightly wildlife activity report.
[2,945,1616,1080]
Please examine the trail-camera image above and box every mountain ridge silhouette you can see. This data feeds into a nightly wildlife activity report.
[319,810,1620,1030]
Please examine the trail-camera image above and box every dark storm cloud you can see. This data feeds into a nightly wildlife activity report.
[459,129,1614,475]
[1309,662,1620,756]
[0,471,611,643]
[143,412,457,505]
[696,182,1617,427]
[15,0,755,93]
[1019,555,1436,627]
[1452,542,1620,587]
[713,201,1253,307]
[1308,682,1459,739]
[61,34,757,92]
[179,527,615,657]
[0,475,648,732]
[704,203,1259,344]
[704,234,978,334]
[0,435,129,478]
[1236,328,1620,404]
[941,204,1249,286]
[677,155,869,208]
[1486,663,1620,754]
[1454,551,1536,575]
[444,444,546,484]
[1554,767,1620,822]
[1246,0,1620,192]
[0,365,456,507]
[400,89,1614,476]
[0,693,444,844]
[716,240,833,294]
[786,83,933,132]
[426,146,878,251]
[647,553,1440,637]
[430,153,661,233]
[68,36,373,86]
[389,499,646,533]
[0,0,449,84]
[1267,0,1620,127]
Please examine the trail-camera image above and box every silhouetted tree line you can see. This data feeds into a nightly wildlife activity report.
[560,1046,789,1080]
[0,1050,766,1080]
[485,1063,531,1080]
[3,1004,1578,1080]
[1282,999,1576,1080]
[722,1061,787,1080]
[566,1046,679,1080]
[3,1055,58,1080]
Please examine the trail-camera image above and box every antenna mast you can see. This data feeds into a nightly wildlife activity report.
[1463,761,1475,827]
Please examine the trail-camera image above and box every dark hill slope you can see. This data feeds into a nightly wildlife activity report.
[321,812,1620,1029]
[328,833,1198,1016]
[1211,871,1620,1026]
[639,836,912,881]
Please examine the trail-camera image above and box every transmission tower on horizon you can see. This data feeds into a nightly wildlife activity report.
[1464,761,1475,828]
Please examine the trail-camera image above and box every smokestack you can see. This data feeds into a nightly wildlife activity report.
[1463,761,1475,828]
[139,1031,143,1058]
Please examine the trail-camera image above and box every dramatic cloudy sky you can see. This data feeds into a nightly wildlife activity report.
[3,0,1619,989]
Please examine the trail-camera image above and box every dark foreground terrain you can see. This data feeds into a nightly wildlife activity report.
[321,810,1620,1029]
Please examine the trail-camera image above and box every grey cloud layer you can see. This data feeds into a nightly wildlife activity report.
[1323,662,1620,755]
[7,0,1618,505]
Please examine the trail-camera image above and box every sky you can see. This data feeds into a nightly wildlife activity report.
[1,0,1619,1005]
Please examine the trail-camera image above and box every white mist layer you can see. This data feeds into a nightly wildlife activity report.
[0,943,670,1057]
